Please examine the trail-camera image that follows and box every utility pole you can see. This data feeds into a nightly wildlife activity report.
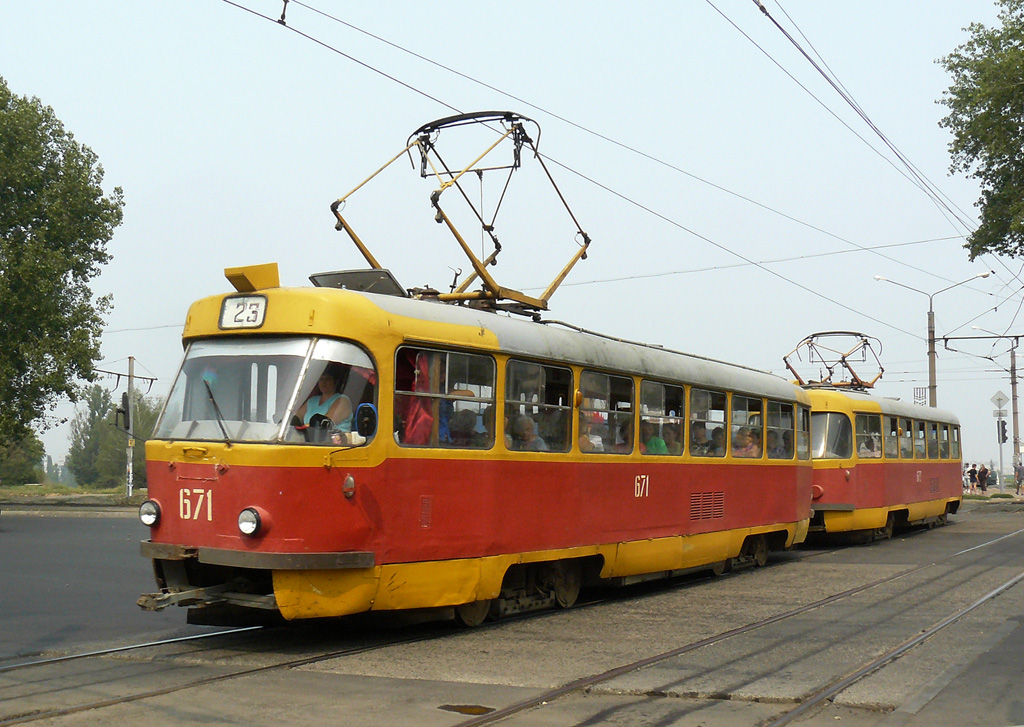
[1011,340,1019,468]
[126,356,135,498]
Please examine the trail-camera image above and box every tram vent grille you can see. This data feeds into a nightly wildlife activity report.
[690,491,725,520]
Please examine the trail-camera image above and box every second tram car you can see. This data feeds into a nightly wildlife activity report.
[138,264,814,625]
[806,386,962,539]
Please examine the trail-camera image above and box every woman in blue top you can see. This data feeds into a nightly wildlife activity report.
[295,367,353,433]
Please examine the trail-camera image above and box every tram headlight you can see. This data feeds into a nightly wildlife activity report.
[238,507,263,537]
[139,500,161,527]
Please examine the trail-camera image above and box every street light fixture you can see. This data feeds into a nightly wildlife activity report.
[874,272,991,407]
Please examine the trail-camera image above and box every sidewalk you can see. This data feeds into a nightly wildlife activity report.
[0,491,137,517]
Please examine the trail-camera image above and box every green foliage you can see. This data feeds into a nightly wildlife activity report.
[66,384,162,490]
[0,431,45,486]
[0,76,124,446]
[939,0,1024,259]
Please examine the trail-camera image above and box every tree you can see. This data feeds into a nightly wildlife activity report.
[0,76,124,446]
[939,0,1024,259]
[66,385,162,490]
[66,385,121,490]
[0,432,45,486]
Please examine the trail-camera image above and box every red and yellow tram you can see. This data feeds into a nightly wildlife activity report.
[805,386,962,539]
[138,263,814,625]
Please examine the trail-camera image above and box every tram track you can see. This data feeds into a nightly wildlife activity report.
[1,519,1014,727]
[0,627,263,675]
[0,547,837,727]
[451,524,1024,726]
[0,622,452,726]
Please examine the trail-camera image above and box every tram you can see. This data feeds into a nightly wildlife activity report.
[137,112,815,625]
[785,333,962,540]
[137,263,814,624]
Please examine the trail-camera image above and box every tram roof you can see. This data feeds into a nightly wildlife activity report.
[803,387,959,425]
[360,290,807,402]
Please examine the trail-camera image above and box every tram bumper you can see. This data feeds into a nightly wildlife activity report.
[138,540,377,617]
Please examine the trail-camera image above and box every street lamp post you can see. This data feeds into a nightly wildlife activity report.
[874,272,991,407]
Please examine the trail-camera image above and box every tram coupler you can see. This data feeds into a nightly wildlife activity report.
[137,583,235,612]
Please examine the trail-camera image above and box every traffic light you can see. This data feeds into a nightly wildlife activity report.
[1000,420,1008,444]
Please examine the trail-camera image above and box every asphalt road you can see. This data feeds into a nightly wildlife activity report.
[0,511,206,660]
[2,504,1023,727]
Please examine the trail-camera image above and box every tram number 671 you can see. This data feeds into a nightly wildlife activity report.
[634,474,650,498]
[179,488,213,521]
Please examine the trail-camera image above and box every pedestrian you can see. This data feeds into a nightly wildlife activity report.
[1015,462,1024,496]
[978,464,989,494]
[968,463,979,494]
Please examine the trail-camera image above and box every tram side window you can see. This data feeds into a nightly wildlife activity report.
[505,360,572,453]
[394,347,495,448]
[855,413,882,458]
[883,416,900,458]
[927,422,940,459]
[940,424,950,458]
[640,381,685,455]
[579,371,634,454]
[951,425,961,459]
[731,395,764,458]
[690,388,727,457]
[811,412,852,459]
[900,417,914,458]
[797,406,811,460]
[915,420,927,458]
[766,400,794,459]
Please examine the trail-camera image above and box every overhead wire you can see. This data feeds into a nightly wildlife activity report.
[745,0,977,234]
[745,0,1024,346]
[284,0,972,288]
[536,236,959,290]
[775,0,978,233]
[220,0,985,342]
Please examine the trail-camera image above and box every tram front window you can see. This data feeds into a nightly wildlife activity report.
[811,412,853,459]
[154,337,376,445]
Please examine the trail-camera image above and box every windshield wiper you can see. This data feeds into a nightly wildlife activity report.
[203,379,233,446]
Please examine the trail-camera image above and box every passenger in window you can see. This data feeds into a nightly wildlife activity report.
[613,419,634,453]
[640,420,668,454]
[294,364,353,432]
[733,427,760,458]
[708,427,726,456]
[448,409,478,447]
[690,423,710,455]
[539,408,566,450]
[512,414,548,451]
[663,423,682,455]
[578,414,602,452]
[782,430,794,457]
[859,437,881,458]
[767,430,786,458]
[749,428,763,457]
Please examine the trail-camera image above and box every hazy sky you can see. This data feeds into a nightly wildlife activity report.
[5,1,1019,473]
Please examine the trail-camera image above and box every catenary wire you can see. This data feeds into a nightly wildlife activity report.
[284,0,976,289]
[769,0,977,230]
[746,0,977,233]
[221,0,976,341]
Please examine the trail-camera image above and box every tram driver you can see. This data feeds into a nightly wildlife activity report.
[292,363,360,444]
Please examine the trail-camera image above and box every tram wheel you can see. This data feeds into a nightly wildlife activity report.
[550,561,582,609]
[875,513,895,541]
[454,599,492,628]
[751,536,769,567]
